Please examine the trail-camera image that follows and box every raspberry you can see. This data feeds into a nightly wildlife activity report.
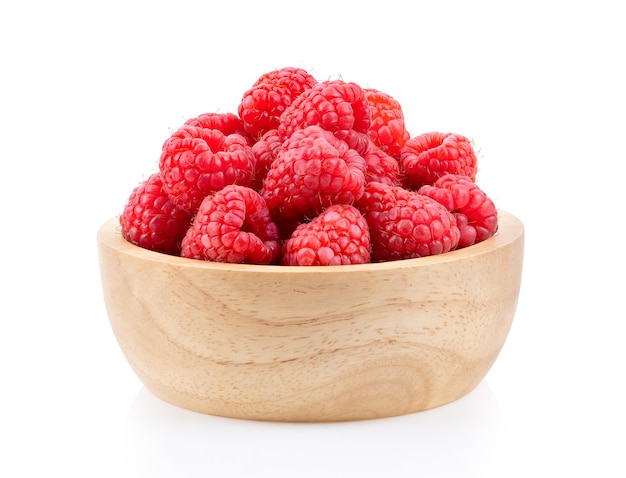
[362,142,402,186]
[261,125,367,221]
[249,128,284,191]
[281,204,371,266]
[238,67,318,140]
[184,112,253,145]
[180,185,280,264]
[278,79,371,154]
[400,132,477,189]
[119,173,192,255]
[159,125,256,214]
[357,181,460,262]
[364,88,410,159]
[418,174,498,248]
[119,66,503,268]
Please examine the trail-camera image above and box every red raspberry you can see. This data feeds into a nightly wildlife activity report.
[418,174,498,248]
[180,185,280,264]
[159,125,256,214]
[261,125,367,221]
[184,112,253,145]
[249,128,284,191]
[362,142,402,186]
[238,67,318,140]
[364,88,410,159]
[277,79,371,154]
[400,132,477,189]
[357,181,460,262]
[119,173,192,255]
[281,204,371,266]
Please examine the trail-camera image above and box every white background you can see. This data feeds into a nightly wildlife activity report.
[1,1,624,476]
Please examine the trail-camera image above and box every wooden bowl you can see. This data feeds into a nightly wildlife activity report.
[97,210,524,422]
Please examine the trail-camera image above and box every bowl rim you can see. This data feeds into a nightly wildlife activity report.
[98,209,523,274]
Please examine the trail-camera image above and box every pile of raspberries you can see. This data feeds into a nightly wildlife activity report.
[120,67,498,266]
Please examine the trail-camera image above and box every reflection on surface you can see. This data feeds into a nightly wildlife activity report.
[122,381,508,478]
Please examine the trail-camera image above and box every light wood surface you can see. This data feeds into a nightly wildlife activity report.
[97,210,524,422]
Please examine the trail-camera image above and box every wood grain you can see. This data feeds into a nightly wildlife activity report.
[97,210,524,422]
